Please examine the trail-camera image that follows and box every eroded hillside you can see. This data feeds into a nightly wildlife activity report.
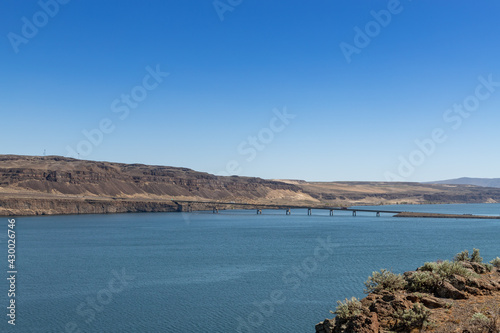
[1,155,500,216]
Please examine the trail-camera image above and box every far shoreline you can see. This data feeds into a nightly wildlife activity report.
[2,197,499,218]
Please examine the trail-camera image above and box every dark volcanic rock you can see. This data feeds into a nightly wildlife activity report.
[316,257,500,333]
[0,197,178,216]
[436,281,468,299]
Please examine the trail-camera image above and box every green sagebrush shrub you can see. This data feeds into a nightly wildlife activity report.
[364,269,406,293]
[331,297,363,320]
[395,303,432,330]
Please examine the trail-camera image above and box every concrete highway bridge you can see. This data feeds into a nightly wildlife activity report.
[172,200,403,217]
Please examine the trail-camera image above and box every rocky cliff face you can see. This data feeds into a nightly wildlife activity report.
[0,155,301,199]
[0,197,178,216]
[2,155,500,216]
[0,155,312,216]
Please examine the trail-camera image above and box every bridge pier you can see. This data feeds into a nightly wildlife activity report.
[307,208,312,216]
[330,209,334,216]
[286,208,291,215]
[178,204,193,213]
[257,209,262,215]
[376,212,380,217]
[213,207,219,214]
[352,211,357,217]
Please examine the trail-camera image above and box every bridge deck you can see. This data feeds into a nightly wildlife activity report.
[172,200,500,219]
[172,200,403,214]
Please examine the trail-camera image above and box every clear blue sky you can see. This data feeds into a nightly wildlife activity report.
[1,0,500,182]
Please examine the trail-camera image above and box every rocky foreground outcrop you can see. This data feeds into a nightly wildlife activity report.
[316,250,500,333]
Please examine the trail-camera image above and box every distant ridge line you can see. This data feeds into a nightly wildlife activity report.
[426,177,500,188]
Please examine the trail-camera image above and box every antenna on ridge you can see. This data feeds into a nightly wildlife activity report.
[43,149,46,156]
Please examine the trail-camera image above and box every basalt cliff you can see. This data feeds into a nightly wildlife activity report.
[2,155,500,216]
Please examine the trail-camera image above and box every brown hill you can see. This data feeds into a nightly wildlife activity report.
[283,180,500,206]
[0,155,311,215]
[0,155,302,200]
[1,155,500,216]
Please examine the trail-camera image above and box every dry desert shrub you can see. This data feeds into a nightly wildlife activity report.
[331,297,363,320]
[364,269,407,293]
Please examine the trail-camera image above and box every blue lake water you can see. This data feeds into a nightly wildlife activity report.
[1,204,499,332]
